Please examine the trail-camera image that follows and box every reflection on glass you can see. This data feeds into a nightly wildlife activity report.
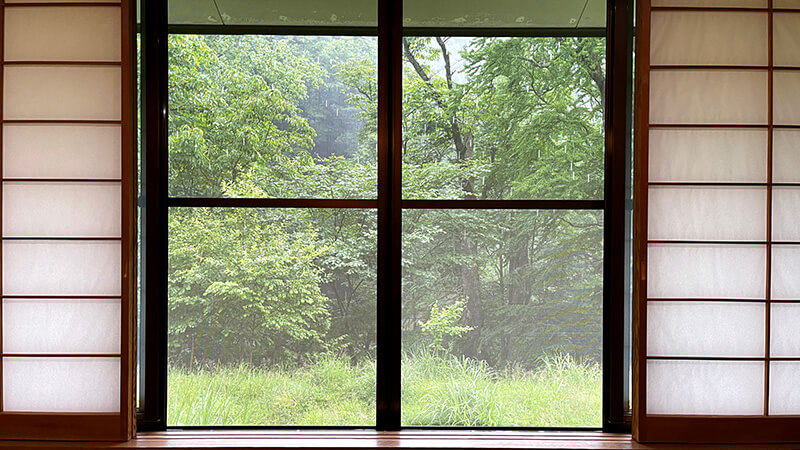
[168,35,377,199]
[403,0,606,28]
[401,210,603,427]
[402,37,606,200]
[167,208,376,425]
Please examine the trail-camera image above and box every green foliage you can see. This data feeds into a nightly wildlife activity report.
[168,354,600,427]
[166,34,608,425]
[169,208,331,367]
[419,299,473,352]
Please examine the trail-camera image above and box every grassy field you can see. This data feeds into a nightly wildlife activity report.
[168,353,601,427]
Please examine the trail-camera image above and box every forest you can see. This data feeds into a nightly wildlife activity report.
[165,34,605,426]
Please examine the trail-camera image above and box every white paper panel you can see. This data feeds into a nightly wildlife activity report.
[651,11,767,66]
[3,357,119,412]
[648,187,766,241]
[3,182,121,238]
[772,187,800,242]
[4,7,120,62]
[769,362,800,415]
[770,304,800,357]
[649,128,767,183]
[647,360,764,415]
[774,130,800,183]
[771,245,800,300]
[775,0,800,8]
[3,299,120,354]
[647,301,765,357]
[651,0,766,5]
[649,70,768,125]
[6,0,118,2]
[3,66,120,120]
[774,13,800,67]
[3,241,121,296]
[648,244,766,299]
[3,124,121,179]
[774,71,800,126]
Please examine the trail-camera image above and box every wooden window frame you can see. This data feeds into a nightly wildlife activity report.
[137,0,635,434]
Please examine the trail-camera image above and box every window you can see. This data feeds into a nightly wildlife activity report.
[138,0,633,432]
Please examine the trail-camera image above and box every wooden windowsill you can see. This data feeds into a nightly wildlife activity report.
[0,431,799,449]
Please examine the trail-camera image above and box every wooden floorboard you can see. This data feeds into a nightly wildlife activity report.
[0,431,798,449]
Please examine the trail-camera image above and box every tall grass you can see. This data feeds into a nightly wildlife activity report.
[168,353,600,427]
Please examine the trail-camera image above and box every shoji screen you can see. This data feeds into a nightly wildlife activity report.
[0,0,135,441]
[634,0,800,443]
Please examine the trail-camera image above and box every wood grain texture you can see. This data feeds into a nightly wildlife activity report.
[0,431,798,449]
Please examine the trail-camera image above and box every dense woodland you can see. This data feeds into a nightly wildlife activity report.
[166,34,605,373]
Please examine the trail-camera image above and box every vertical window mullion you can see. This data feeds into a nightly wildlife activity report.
[376,0,403,430]
[604,0,635,431]
[140,0,169,431]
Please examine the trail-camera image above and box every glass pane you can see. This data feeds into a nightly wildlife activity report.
[403,0,606,28]
[168,207,376,425]
[168,0,377,27]
[402,37,605,200]
[168,35,377,198]
[401,209,603,427]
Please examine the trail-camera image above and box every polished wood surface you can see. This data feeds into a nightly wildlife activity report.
[0,432,798,449]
